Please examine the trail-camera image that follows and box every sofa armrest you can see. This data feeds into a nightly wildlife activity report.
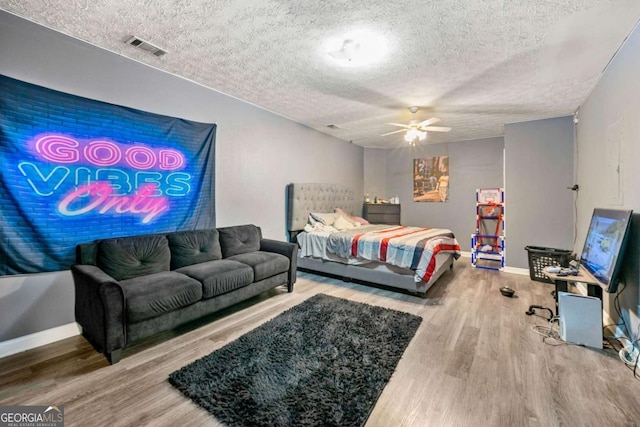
[260,238,298,290]
[72,264,126,355]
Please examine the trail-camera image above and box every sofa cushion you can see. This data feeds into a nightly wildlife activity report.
[176,260,254,299]
[97,235,170,281]
[218,224,261,258]
[226,251,290,282]
[167,229,222,269]
[120,271,202,323]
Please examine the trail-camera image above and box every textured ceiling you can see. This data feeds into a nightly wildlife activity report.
[2,0,640,148]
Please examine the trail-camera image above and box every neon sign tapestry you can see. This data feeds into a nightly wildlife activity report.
[0,75,216,275]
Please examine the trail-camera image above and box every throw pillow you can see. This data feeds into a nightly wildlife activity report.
[334,208,370,225]
[310,212,338,226]
[333,215,355,231]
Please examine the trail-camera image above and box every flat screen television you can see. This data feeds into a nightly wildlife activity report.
[580,208,633,293]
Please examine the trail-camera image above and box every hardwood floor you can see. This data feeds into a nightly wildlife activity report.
[1,261,639,426]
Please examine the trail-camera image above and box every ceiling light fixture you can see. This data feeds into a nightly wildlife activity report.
[324,30,388,67]
[380,107,450,145]
[328,39,360,62]
[404,128,426,146]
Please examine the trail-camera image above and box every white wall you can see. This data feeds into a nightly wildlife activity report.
[576,22,640,338]
[0,11,363,342]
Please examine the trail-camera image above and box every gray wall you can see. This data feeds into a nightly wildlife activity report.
[504,117,575,268]
[363,148,387,209]
[576,21,640,338]
[379,137,504,252]
[0,11,363,341]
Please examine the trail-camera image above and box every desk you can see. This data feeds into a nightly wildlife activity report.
[544,268,603,314]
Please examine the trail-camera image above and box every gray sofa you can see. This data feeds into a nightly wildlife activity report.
[72,224,297,364]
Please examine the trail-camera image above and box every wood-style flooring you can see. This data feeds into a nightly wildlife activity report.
[1,261,639,426]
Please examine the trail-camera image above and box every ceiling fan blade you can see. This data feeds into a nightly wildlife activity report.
[417,117,441,127]
[380,129,406,136]
[386,122,411,129]
[422,126,451,132]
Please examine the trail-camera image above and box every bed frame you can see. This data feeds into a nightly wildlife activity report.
[286,183,454,297]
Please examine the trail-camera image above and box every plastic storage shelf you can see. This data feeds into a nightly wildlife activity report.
[471,188,505,271]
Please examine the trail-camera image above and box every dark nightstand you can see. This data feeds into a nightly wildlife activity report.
[363,203,401,225]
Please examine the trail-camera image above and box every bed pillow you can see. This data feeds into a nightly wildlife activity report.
[352,215,370,225]
[333,215,355,231]
[334,208,370,225]
[333,208,358,225]
[334,208,352,219]
[307,213,327,226]
[310,212,338,226]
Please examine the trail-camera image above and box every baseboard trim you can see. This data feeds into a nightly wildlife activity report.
[458,252,529,276]
[503,266,530,276]
[0,322,81,359]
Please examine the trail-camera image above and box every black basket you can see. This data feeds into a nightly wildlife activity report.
[525,246,572,283]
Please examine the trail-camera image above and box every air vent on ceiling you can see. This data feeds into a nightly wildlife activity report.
[125,36,168,57]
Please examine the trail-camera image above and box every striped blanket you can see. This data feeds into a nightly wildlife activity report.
[326,225,461,283]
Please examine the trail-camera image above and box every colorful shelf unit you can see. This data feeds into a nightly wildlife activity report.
[471,188,505,271]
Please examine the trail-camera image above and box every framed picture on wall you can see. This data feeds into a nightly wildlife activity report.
[413,156,449,202]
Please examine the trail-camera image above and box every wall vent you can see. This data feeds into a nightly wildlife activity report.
[125,36,168,57]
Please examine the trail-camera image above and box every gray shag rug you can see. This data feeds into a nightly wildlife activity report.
[168,293,422,427]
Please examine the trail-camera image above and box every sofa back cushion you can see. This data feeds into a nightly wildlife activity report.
[97,234,170,281]
[218,224,262,258]
[76,242,98,265]
[167,229,222,269]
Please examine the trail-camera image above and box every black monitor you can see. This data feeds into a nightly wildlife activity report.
[580,208,633,293]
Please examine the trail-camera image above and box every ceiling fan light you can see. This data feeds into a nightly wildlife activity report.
[405,129,417,141]
[404,128,426,144]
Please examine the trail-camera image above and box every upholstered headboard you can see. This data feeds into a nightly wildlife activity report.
[287,183,357,235]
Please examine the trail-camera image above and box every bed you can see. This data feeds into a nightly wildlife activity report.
[287,183,461,297]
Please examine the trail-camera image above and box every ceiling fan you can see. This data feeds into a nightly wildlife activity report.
[381,106,451,145]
